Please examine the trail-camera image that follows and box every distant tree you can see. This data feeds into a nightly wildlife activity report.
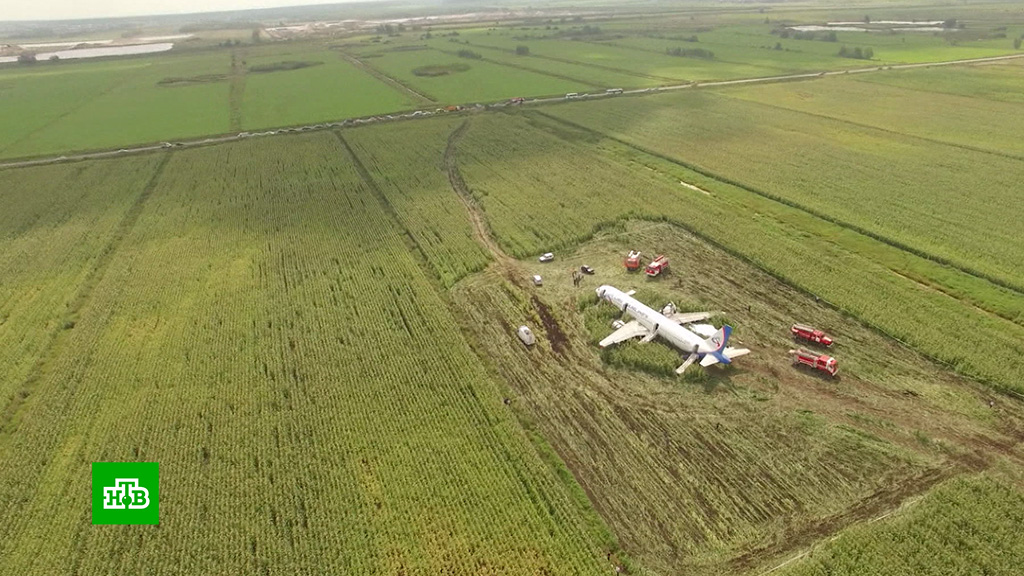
[838,45,849,57]
[17,52,36,64]
[853,47,863,58]
[515,45,530,55]
[252,29,262,43]
[823,31,838,42]
[49,54,59,61]
[942,19,958,29]
[456,49,482,59]
[774,42,783,50]
[864,15,871,24]
[1015,37,1022,49]
[864,47,874,58]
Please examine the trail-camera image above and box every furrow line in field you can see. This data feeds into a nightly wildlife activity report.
[428,47,605,90]
[535,110,1024,298]
[331,131,441,287]
[337,50,435,104]
[716,91,1024,163]
[229,50,246,131]
[732,464,966,574]
[442,119,510,265]
[0,151,172,437]
[459,39,679,83]
[510,112,1022,393]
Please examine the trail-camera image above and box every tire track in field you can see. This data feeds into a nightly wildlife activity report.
[229,50,246,131]
[737,463,968,574]
[535,110,1024,298]
[442,121,574,356]
[337,50,435,104]
[0,152,172,436]
[443,119,511,264]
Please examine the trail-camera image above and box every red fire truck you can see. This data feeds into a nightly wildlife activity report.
[791,324,834,347]
[645,255,669,277]
[789,349,838,377]
[624,250,643,271]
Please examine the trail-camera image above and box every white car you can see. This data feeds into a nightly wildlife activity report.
[517,326,536,347]
[539,252,554,263]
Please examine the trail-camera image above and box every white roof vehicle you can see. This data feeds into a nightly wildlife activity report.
[517,326,536,347]
[539,252,554,262]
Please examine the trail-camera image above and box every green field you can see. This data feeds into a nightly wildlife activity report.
[2,2,1024,574]
[545,90,1024,292]
[350,45,587,103]
[0,134,611,574]
[240,45,419,129]
[0,52,231,157]
[2,2,1021,159]
[723,72,1024,156]
[778,474,1024,576]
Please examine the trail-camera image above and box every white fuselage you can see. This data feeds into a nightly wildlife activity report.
[597,285,711,353]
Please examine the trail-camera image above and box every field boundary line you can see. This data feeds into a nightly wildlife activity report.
[534,110,1024,297]
[0,65,145,158]
[331,131,442,286]
[229,50,246,131]
[337,50,436,104]
[460,39,679,83]
[717,91,1024,163]
[520,113,1019,391]
[429,46,605,91]
[0,152,172,436]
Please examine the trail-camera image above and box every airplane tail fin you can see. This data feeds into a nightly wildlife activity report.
[704,325,732,365]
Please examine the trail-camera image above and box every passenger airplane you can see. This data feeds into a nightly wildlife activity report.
[596,285,750,374]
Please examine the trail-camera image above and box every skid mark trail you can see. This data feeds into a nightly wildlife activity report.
[444,119,509,264]
[0,152,172,435]
[229,51,246,131]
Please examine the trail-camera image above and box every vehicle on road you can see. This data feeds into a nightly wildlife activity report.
[580,265,594,275]
[532,275,543,286]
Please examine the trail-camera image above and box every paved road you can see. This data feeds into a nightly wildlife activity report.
[3,52,1022,171]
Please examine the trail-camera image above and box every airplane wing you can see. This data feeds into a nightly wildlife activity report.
[699,347,751,367]
[668,311,719,325]
[599,320,649,348]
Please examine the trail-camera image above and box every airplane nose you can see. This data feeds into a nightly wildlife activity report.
[596,286,606,298]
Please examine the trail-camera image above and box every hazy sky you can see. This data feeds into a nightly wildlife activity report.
[6,0,362,22]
